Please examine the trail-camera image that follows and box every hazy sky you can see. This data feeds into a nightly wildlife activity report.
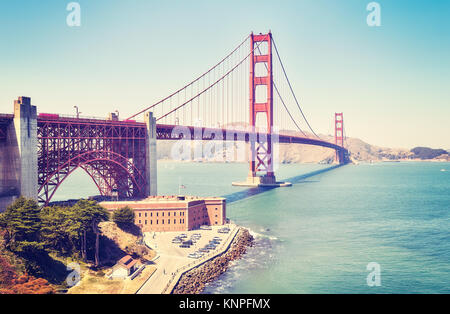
[0,0,449,149]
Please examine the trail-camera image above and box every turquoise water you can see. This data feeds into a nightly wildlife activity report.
[56,161,450,293]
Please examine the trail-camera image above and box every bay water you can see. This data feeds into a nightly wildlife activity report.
[54,161,450,293]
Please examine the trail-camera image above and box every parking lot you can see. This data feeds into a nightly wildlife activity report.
[138,224,236,294]
[144,225,233,260]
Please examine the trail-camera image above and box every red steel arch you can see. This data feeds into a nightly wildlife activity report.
[37,117,147,205]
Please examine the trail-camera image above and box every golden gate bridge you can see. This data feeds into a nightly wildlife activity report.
[0,32,349,206]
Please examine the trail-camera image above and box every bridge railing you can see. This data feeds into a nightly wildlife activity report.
[37,112,145,124]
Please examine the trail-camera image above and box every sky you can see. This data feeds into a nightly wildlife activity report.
[0,0,449,149]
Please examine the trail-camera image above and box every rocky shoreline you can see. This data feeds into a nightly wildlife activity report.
[172,228,254,294]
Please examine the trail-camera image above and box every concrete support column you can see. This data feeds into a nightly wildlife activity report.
[145,111,157,196]
[13,97,38,201]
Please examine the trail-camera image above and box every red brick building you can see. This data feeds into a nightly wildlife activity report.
[100,196,226,232]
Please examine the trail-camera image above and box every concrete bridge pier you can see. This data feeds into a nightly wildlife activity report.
[145,111,157,196]
[0,97,38,211]
[13,97,38,201]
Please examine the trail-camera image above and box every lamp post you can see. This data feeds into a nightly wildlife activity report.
[74,106,81,119]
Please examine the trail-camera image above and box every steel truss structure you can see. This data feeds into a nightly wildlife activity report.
[37,117,147,204]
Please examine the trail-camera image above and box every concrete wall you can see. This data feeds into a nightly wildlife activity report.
[0,118,20,197]
[13,97,38,201]
[0,97,38,211]
[0,119,20,211]
[145,112,157,196]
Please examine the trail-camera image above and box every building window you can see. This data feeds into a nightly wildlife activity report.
[168,212,170,217]
[145,213,147,217]
[168,219,170,224]
[145,220,147,225]
[139,220,141,224]
[139,213,141,217]
[162,219,164,224]
[151,212,153,217]
[157,220,159,225]
[151,220,152,225]
[162,212,164,217]
[174,212,176,216]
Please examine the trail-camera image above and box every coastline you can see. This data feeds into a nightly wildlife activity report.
[171,228,254,294]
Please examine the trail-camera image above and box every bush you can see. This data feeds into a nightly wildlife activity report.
[112,207,135,225]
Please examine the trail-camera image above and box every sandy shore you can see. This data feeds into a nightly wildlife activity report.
[171,228,254,294]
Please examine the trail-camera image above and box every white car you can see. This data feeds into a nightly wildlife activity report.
[188,253,201,259]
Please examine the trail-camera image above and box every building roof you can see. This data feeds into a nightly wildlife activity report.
[100,195,226,209]
[118,255,138,269]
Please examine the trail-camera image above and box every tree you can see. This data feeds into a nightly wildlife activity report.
[40,206,80,256]
[0,197,43,254]
[112,206,135,225]
[71,200,109,266]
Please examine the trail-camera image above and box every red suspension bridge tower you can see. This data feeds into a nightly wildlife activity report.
[334,112,346,163]
[234,32,291,187]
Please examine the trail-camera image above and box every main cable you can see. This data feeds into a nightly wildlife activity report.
[126,34,251,121]
[272,37,321,139]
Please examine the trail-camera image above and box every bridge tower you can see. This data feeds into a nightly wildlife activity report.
[233,32,291,187]
[335,112,345,164]
[249,32,274,182]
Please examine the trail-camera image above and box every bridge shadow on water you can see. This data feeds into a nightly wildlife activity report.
[224,164,343,204]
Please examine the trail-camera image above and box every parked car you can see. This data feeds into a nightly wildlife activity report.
[183,240,194,246]
[213,237,222,242]
[188,253,201,259]
[218,228,230,234]
[179,233,188,238]
[199,248,209,253]
[172,238,182,244]
[179,244,190,248]
[200,225,212,230]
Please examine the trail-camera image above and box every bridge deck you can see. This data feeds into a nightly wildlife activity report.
[0,114,346,152]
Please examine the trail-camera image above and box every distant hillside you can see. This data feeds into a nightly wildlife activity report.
[411,147,449,160]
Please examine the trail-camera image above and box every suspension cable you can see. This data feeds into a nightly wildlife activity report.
[272,38,321,139]
[126,34,251,121]
[256,46,308,137]
[156,37,267,122]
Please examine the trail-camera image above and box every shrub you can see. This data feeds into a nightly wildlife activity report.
[112,207,135,225]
